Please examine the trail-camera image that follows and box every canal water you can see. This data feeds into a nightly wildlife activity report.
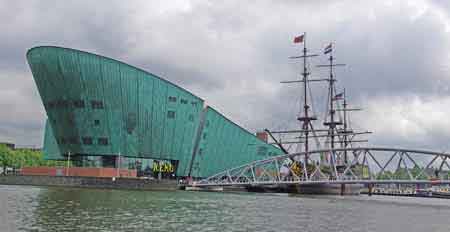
[1,185,450,232]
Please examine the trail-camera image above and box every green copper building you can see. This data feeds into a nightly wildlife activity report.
[27,46,282,178]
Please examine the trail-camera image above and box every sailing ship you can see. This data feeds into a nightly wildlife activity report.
[264,33,372,194]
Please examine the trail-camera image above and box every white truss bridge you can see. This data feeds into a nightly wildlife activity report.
[191,147,450,187]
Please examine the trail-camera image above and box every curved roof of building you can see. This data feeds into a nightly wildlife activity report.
[27,46,204,102]
[27,45,263,139]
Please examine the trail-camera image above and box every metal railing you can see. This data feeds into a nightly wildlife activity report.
[192,147,450,187]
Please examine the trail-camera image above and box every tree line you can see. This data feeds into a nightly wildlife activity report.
[0,144,66,173]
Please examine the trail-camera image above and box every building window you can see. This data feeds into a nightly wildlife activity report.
[82,137,93,145]
[257,146,268,156]
[68,137,79,145]
[188,114,194,122]
[68,117,75,126]
[167,111,175,119]
[203,133,207,139]
[91,100,104,109]
[73,100,85,108]
[94,120,100,126]
[198,148,203,155]
[191,101,197,106]
[98,137,108,146]
[46,101,55,109]
[56,100,69,108]
[180,99,188,104]
[59,138,66,145]
[168,96,177,102]
[205,120,210,127]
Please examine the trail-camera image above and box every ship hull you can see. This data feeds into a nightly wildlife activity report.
[294,183,363,195]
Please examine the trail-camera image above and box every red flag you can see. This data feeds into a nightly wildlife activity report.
[293,35,304,43]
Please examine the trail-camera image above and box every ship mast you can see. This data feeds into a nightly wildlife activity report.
[343,88,349,162]
[317,43,345,168]
[291,33,319,166]
[300,34,313,164]
[273,33,320,171]
[338,89,368,163]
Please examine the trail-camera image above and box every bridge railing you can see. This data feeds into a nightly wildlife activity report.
[193,147,450,187]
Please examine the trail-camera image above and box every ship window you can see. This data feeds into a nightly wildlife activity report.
[82,137,93,145]
[167,111,175,119]
[73,100,85,108]
[168,96,177,102]
[94,119,100,126]
[91,100,104,109]
[98,137,108,145]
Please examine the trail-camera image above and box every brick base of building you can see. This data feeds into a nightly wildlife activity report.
[21,166,137,178]
[0,175,178,191]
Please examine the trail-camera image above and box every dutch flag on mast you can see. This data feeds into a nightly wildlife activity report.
[293,34,305,43]
[324,43,332,54]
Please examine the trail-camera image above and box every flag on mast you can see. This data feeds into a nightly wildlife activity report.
[333,92,344,100]
[324,43,332,54]
[293,34,304,43]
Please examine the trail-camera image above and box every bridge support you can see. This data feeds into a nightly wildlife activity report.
[340,184,345,196]
[368,183,373,196]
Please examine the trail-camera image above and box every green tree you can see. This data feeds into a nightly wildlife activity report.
[0,144,66,174]
[410,165,428,180]
[377,170,393,180]
[0,144,14,174]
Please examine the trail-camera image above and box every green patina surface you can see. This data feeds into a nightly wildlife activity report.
[27,46,282,177]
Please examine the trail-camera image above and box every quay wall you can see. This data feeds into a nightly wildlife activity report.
[0,175,178,191]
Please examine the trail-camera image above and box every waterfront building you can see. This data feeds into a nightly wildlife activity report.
[27,46,282,178]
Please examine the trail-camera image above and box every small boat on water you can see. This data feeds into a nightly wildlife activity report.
[429,186,450,198]
[415,189,432,197]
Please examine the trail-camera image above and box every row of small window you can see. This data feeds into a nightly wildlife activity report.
[52,118,100,126]
[257,147,279,156]
[196,146,277,157]
[168,96,198,106]
[46,100,104,109]
[58,137,108,146]
[167,111,195,122]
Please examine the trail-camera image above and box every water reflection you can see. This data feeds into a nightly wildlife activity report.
[2,185,450,232]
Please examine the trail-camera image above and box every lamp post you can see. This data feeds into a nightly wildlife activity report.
[66,151,71,176]
[116,152,121,178]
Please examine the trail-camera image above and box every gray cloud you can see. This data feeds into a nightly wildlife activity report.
[0,0,449,151]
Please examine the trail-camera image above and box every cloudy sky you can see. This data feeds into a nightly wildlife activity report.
[1,0,450,151]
